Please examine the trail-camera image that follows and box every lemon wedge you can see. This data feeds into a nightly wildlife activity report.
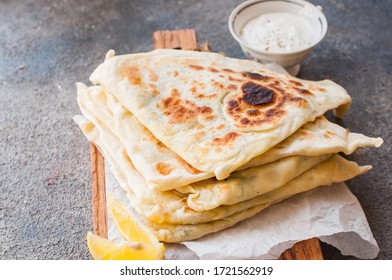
[107,193,159,244]
[86,193,165,260]
[87,232,164,260]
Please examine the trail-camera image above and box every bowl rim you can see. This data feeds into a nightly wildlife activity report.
[228,0,328,56]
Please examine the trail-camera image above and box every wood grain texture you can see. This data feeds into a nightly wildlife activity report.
[153,29,198,50]
[279,238,324,260]
[90,29,324,259]
[90,143,108,239]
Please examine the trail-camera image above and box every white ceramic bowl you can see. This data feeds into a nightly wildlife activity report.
[228,0,328,75]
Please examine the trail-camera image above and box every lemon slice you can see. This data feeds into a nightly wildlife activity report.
[87,232,164,260]
[107,193,159,244]
[86,193,165,260]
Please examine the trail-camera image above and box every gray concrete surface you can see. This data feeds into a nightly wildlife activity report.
[0,0,391,259]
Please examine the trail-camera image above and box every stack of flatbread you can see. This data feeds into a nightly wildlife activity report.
[75,49,383,243]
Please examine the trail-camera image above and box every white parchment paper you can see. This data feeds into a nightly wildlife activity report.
[105,164,379,260]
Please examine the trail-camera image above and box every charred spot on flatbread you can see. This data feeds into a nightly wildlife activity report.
[294,88,313,96]
[212,132,240,146]
[242,82,274,106]
[189,64,205,71]
[241,72,269,81]
[158,89,215,124]
[223,76,313,129]
[121,65,142,85]
[155,162,173,176]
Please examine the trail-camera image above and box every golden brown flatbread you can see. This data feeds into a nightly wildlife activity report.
[90,49,352,179]
[77,83,381,193]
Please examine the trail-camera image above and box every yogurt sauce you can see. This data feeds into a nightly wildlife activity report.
[240,13,317,53]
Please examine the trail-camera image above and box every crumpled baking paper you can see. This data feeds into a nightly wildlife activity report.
[105,165,379,260]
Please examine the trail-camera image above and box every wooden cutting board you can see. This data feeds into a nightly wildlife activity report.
[90,29,324,260]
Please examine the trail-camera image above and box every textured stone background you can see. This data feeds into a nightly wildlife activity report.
[0,0,390,259]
